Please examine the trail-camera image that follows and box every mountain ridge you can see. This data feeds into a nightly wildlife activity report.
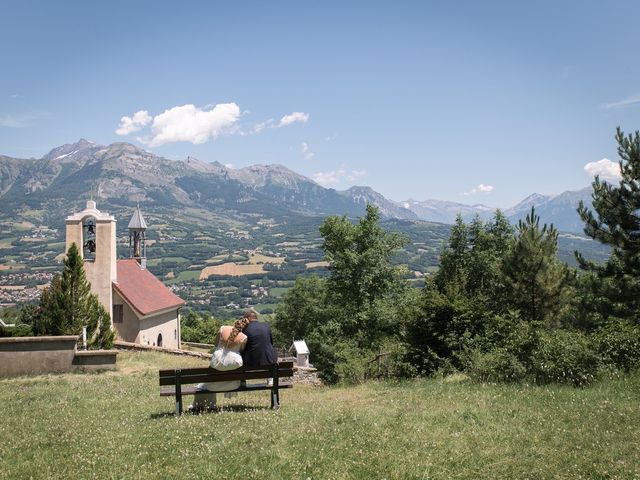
[0,139,594,233]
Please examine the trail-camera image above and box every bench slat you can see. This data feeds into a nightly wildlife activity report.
[159,361,294,378]
[160,381,293,397]
[159,368,294,386]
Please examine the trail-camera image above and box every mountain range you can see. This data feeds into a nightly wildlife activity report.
[0,139,593,233]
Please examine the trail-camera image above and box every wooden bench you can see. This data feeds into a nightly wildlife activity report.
[159,361,294,415]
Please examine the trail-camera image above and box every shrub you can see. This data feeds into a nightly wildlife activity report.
[594,319,640,372]
[530,330,599,387]
[467,347,527,383]
[0,323,33,337]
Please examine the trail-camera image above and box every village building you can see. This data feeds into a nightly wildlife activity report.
[65,201,184,349]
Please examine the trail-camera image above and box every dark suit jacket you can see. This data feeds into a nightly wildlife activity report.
[242,320,277,367]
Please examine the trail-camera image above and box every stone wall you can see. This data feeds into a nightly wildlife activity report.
[0,336,117,378]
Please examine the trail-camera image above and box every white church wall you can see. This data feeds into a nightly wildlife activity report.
[138,310,180,350]
[111,290,139,343]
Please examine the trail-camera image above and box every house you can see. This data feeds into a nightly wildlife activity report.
[65,201,185,349]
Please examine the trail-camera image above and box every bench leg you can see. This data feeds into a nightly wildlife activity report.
[175,370,183,416]
[270,388,280,409]
[270,364,280,409]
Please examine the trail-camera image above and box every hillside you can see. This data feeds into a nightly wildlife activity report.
[0,139,417,222]
[1,350,638,479]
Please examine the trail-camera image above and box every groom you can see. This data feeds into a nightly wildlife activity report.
[241,309,277,367]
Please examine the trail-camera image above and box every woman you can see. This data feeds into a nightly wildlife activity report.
[189,316,250,412]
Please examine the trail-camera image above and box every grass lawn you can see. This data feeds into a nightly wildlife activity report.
[1,351,638,479]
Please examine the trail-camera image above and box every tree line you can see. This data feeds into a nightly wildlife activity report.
[272,128,640,385]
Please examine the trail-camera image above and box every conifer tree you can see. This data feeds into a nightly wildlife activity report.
[503,207,571,323]
[577,128,640,322]
[435,215,469,291]
[38,243,114,348]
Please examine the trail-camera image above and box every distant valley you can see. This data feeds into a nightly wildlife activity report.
[0,139,608,315]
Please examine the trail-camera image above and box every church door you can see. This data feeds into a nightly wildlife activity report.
[157,333,163,348]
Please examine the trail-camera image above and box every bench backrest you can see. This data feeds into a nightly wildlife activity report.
[158,361,294,386]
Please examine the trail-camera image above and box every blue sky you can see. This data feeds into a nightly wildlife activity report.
[1,1,639,207]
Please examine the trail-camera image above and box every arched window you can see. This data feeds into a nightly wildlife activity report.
[82,216,97,261]
[157,333,163,348]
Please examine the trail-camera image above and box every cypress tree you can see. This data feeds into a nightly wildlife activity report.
[38,243,114,348]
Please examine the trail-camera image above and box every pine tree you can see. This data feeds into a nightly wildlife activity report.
[435,214,469,291]
[38,243,114,348]
[502,207,572,323]
[577,128,640,322]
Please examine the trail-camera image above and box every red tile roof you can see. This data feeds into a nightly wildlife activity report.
[113,259,185,317]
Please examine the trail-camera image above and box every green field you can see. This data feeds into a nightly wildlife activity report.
[1,351,638,479]
[269,287,290,298]
[146,256,191,267]
[253,303,277,313]
[165,269,201,284]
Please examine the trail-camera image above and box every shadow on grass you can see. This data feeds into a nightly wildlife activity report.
[150,404,272,419]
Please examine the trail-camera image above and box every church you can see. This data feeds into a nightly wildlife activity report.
[65,201,185,349]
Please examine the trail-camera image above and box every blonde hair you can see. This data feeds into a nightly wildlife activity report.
[228,317,251,343]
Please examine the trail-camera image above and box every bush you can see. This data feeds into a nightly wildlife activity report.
[595,320,640,372]
[530,330,600,387]
[334,342,370,385]
[467,347,527,383]
[0,323,33,337]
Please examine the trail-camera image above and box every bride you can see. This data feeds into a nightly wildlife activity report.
[189,316,250,411]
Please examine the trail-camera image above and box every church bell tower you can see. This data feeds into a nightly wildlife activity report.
[128,205,147,268]
[65,200,117,319]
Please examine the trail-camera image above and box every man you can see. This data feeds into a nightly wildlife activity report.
[241,309,277,367]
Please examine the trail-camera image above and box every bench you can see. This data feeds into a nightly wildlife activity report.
[159,361,294,415]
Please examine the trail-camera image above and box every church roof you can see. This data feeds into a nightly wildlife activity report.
[128,206,147,230]
[113,259,184,317]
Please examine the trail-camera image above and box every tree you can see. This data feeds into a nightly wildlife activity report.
[502,207,572,323]
[272,275,329,346]
[577,128,640,322]
[408,211,514,373]
[38,243,114,348]
[274,205,410,382]
[319,204,408,344]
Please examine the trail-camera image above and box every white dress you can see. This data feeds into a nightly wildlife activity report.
[191,336,243,410]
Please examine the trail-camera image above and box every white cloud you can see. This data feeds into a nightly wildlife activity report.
[312,168,346,186]
[224,163,234,169]
[116,104,307,144]
[347,170,367,181]
[463,184,494,196]
[115,110,152,135]
[145,103,240,147]
[584,158,621,182]
[301,142,315,160]
[253,119,274,133]
[278,112,309,127]
[601,94,640,110]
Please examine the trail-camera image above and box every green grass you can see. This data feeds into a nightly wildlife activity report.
[1,352,639,479]
[147,257,190,267]
[269,287,290,298]
[165,270,201,284]
[253,303,278,313]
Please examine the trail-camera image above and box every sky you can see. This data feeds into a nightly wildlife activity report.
[1,1,639,208]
